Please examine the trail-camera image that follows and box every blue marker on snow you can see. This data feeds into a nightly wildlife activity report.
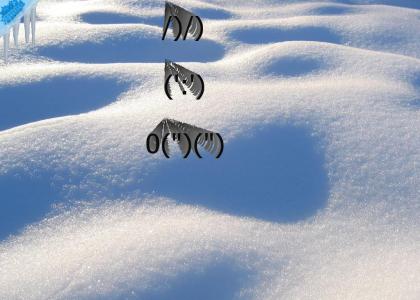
[0,0,38,61]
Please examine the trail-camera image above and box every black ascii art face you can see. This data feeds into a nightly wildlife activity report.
[164,60,205,100]
[146,119,224,159]
[162,1,203,41]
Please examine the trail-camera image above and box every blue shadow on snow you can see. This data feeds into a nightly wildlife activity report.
[230,26,341,45]
[194,8,233,19]
[35,34,225,63]
[0,75,129,131]
[410,73,420,108]
[81,8,233,26]
[264,56,322,77]
[141,124,329,223]
[336,0,420,10]
[310,5,354,15]
[80,12,163,26]
[0,171,60,241]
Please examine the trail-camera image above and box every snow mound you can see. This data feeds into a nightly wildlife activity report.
[0,0,420,299]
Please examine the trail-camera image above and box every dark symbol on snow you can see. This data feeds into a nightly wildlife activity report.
[162,1,203,41]
[164,60,205,100]
[146,119,224,159]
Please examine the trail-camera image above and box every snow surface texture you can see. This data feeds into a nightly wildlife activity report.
[1,0,420,299]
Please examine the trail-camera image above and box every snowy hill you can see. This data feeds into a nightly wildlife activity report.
[0,0,420,299]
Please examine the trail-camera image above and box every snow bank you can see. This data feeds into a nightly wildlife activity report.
[0,0,419,298]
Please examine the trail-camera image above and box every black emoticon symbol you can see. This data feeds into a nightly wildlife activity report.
[164,60,205,100]
[147,119,224,159]
[162,1,203,41]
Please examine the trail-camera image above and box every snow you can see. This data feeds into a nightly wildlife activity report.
[0,0,420,299]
